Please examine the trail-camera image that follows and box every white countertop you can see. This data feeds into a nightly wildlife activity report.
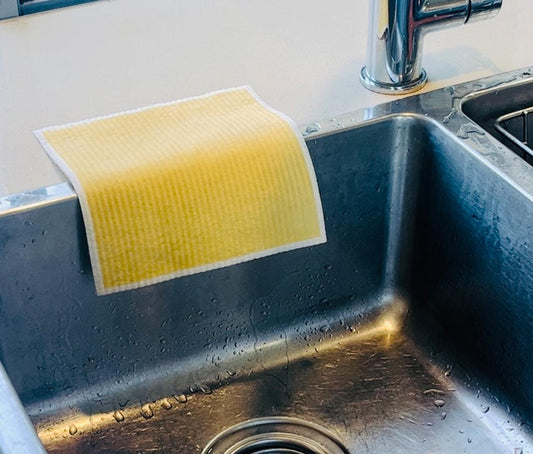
[0,0,531,196]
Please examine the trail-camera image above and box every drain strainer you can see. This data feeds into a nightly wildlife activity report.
[202,417,349,454]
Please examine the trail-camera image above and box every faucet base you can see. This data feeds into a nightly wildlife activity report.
[360,67,428,95]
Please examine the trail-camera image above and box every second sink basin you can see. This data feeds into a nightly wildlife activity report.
[463,74,533,165]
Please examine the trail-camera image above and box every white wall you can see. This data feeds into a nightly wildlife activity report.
[0,0,530,196]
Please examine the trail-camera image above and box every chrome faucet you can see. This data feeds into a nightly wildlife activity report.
[361,0,503,94]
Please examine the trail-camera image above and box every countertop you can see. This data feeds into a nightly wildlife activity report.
[0,0,531,195]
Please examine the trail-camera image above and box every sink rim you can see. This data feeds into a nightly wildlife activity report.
[3,67,533,218]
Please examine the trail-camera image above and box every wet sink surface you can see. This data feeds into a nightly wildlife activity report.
[1,71,533,453]
[38,329,530,453]
[463,75,533,165]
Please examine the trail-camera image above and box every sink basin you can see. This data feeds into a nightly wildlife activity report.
[463,74,533,165]
[0,70,532,453]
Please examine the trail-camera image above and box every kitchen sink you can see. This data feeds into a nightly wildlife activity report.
[0,69,532,453]
[463,73,533,165]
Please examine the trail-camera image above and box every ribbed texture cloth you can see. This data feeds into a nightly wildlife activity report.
[35,87,326,295]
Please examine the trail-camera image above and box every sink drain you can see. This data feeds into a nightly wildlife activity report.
[202,417,349,454]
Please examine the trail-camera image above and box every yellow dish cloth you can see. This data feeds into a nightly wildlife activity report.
[35,87,326,295]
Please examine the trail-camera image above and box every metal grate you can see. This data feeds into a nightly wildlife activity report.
[495,108,533,165]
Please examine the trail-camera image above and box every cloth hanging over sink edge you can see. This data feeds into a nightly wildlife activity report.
[34,87,326,295]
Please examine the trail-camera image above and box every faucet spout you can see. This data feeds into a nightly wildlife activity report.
[360,0,503,94]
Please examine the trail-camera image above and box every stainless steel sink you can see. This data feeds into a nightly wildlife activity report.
[463,71,533,165]
[0,69,532,453]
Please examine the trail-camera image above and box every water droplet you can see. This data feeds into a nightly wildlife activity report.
[140,404,154,419]
[515,448,523,454]
[442,109,456,124]
[68,425,78,436]
[319,325,330,333]
[468,437,472,443]
[424,389,446,396]
[482,406,490,413]
[113,410,125,422]
[303,122,321,136]
[441,411,447,420]
[200,385,212,394]
[175,394,188,404]
[160,398,172,410]
[457,124,486,139]
[433,399,445,407]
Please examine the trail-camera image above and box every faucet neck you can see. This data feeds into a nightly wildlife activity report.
[360,0,502,94]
